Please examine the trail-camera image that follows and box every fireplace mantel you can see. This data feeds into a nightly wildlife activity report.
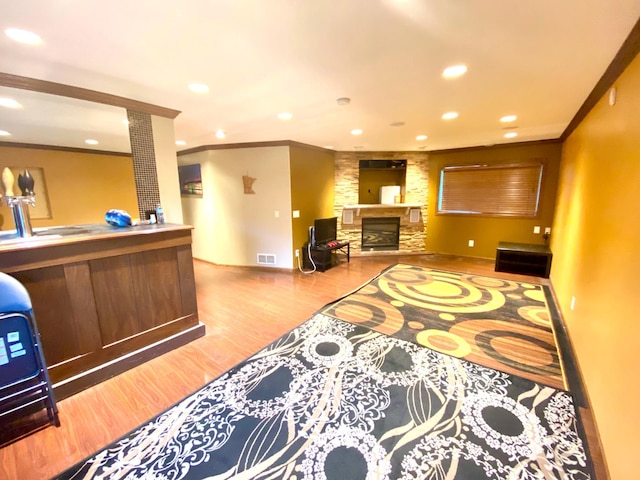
[343,203,423,216]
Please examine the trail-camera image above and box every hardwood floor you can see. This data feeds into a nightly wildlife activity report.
[0,253,607,479]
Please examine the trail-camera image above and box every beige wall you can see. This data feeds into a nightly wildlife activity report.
[179,146,293,268]
[552,52,640,480]
[0,145,138,229]
[152,116,183,224]
[426,143,561,258]
[289,145,335,265]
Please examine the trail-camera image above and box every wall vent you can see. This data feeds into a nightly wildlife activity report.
[257,254,276,265]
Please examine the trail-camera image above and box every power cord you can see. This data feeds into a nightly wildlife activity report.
[297,243,316,274]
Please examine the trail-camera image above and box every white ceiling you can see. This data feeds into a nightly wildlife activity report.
[1,0,639,153]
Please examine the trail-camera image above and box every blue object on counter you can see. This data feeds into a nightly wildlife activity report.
[105,209,132,227]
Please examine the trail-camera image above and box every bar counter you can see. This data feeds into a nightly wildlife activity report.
[0,223,204,399]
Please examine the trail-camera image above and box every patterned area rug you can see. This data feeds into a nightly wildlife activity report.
[322,264,565,389]
[58,314,593,479]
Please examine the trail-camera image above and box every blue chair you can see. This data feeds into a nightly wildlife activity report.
[0,272,60,439]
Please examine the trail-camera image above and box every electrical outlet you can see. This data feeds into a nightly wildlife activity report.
[468,240,474,247]
[533,226,541,234]
[295,249,300,257]
[544,227,551,235]
[274,210,280,218]
[292,210,300,218]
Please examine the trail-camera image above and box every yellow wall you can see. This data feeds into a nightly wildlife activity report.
[426,143,561,258]
[289,145,335,264]
[0,146,138,229]
[552,53,640,480]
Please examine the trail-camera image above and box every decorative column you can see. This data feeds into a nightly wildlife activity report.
[127,110,161,219]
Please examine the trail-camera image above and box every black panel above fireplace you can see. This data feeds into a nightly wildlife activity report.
[362,217,400,251]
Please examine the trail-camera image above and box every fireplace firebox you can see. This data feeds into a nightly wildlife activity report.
[362,217,400,251]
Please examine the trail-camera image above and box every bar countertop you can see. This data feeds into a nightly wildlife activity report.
[0,222,193,253]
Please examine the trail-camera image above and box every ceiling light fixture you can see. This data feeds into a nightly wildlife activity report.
[337,97,351,106]
[0,130,11,136]
[504,132,518,138]
[215,129,226,139]
[351,129,363,135]
[500,115,517,123]
[416,135,428,141]
[5,28,42,45]
[278,112,293,121]
[442,65,467,78]
[188,83,209,94]
[85,139,99,145]
[176,140,187,146]
[442,112,458,120]
[0,98,22,109]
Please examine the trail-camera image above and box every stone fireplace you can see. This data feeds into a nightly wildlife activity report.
[362,217,401,251]
[334,151,429,254]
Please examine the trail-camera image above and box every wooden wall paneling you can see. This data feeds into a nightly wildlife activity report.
[63,262,103,353]
[11,267,84,366]
[176,244,198,317]
[90,255,140,345]
[130,248,182,331]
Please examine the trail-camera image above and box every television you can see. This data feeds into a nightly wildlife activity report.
[313,216,337,247]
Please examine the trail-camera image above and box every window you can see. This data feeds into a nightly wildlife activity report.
[437,163,543,216]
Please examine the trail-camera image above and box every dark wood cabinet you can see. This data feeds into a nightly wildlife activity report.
[495,241,552,278]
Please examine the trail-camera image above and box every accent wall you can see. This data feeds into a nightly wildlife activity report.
[289,145,335,267]
[551,52,640,480]
[0,145,138,229]
[426,143,561,259]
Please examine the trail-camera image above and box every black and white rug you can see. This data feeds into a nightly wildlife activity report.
[58,314,593,479]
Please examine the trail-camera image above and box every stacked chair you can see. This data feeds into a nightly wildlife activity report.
[0,272,59,444]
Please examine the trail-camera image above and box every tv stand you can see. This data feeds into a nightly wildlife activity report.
[302,241,350,272]
[495,241,552,278]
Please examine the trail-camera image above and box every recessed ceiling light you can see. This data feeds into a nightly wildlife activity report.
[0,98,22,109]
[416,135,428,141]
[5,28,42,45]
[442,112,458,120]
[85,139,99,145]
[504,132,518,138]
[215,129,226,139]
[188,83,209,94]
[500,115,517,123]
[176,140,187,146]
[278,112,293,121]
[351,129,363,135]
[0,130,11,136]
[442,65,467,78]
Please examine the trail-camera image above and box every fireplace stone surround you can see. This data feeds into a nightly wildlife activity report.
[334,151,429,254]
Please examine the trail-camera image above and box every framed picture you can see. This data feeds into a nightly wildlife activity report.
[178,164,203,196]
[9,166,52,219]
